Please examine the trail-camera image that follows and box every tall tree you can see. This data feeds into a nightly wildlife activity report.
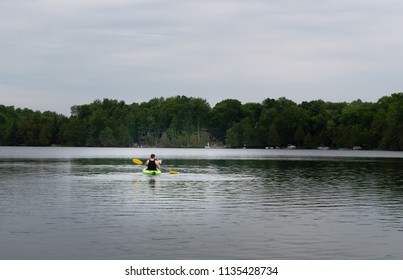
[209,99,244,143]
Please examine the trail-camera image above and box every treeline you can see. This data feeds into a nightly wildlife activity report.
[1,93,402,150]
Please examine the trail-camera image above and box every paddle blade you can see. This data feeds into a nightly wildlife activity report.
[132,158,143,165]
[169,170,179,174]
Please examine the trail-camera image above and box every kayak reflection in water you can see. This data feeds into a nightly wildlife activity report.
[145,154,161,171]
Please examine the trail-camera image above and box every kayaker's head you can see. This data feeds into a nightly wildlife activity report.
[150,154,156,159]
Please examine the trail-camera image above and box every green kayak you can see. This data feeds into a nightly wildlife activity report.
[142,168,161,176]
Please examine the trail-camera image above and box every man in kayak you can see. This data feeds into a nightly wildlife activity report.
[145,154,161,171]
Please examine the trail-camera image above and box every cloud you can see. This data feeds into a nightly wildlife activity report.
[1,0,403,114]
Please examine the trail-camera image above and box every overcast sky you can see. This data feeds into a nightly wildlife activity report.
[1,0,402,115]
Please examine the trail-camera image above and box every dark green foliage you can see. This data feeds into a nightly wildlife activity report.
[1,93,402,150]
[209,99,244,142]
[0,105,68,146]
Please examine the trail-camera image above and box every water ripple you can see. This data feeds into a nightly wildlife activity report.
[1,151,402,259]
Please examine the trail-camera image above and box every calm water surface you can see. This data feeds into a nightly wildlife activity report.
[1,147,402,259]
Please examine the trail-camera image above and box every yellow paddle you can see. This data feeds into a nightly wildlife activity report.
[132,158,143,165]
[132,158,179,174]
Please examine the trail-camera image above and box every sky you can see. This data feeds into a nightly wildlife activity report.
[1,0,403,116]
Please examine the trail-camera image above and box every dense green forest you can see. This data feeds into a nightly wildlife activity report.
[1,93,402,150]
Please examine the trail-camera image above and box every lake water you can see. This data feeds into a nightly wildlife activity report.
[1,147,402,260]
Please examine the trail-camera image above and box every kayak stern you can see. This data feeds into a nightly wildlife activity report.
[142,168,161,176]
